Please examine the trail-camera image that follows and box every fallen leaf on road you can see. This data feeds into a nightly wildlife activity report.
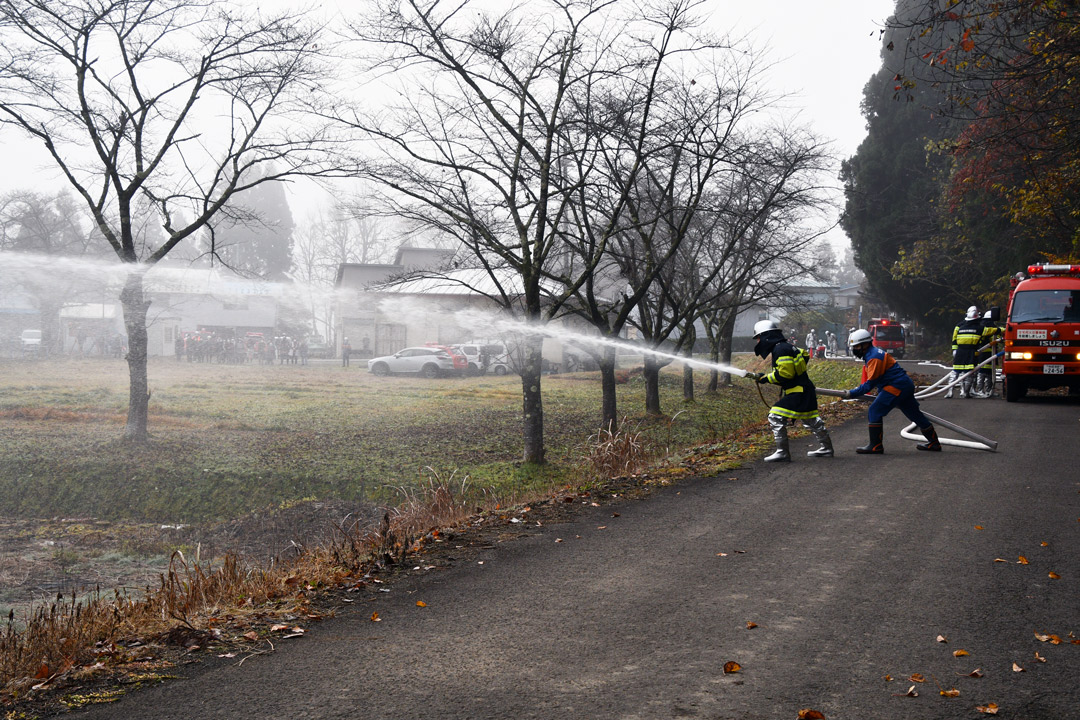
[953,649,970,657]
[957,668,983,678]
[908,673,926,683]
[270,624,290,632]
[797,710,826,719]
[1035,632,1063,645]
[1034,652,1046,663]
[723,661,741,674]
[746,621,758,629]
[243,631,258,642]
[1041,541,1049,547]
[937,634,948,643]
[1018,555,1030,565]
[975,525,984,530]
[994,558,1008,563]
[940,688,960,697]
[716,552,728,557]
[976,703,999,714]
[893,685,918,697]
[882,674,893,681]
[1048,571,1061,579]
[1012,662,1024,672]
[597,526,607,530]
[416,601,427,607]
[370,612,381,622]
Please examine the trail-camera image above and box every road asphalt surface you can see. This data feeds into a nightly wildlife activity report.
[70,370,1079,720]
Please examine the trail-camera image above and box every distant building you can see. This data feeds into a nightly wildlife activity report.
[335,248,597,370]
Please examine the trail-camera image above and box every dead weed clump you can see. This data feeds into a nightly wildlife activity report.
[584,418,656,479]
[0,479,496,703]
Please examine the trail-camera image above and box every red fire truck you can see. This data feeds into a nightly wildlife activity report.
[1001,264,1080,401]
[867,317,906,358]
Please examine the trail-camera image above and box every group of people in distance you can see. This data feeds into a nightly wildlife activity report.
[746,319,941,463]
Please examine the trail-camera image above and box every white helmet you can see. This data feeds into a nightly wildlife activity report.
[753,319,779,337]
[847,329,872,348]
[965,305,979,320]
[983,311,992,319]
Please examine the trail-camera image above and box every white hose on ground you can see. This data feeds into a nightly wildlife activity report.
[914,348,1003,399]
[816,388,1000,452]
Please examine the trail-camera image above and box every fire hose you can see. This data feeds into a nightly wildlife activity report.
[815,387,999,452]
[914,345,1003,400]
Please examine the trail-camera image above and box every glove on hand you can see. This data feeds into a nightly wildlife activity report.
[841,390,852,399]
[745,372,760,381]
[756,373,769,384]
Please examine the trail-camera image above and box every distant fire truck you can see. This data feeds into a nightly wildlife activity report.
[1002,264,1080,402]
[866,317,906,358]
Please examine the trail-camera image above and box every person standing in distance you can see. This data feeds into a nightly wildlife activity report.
[843,329,941,453]
[746,320,833,462]
[342,337,352,367]
[946,305,983,398]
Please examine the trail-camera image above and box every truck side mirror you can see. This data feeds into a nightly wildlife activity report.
[989,306,1001,321]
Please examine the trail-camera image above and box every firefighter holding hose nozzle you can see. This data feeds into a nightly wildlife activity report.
[842,330,941,454]
[745,320,833,463]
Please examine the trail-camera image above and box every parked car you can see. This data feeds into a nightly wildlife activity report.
[20,329,42,355]
[367,346,460,378]
[451,342,512,376]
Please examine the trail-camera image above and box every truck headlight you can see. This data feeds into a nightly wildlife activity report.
[1008,351,1032,360]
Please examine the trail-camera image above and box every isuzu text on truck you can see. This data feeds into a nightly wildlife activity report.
[1002,264,1080,402]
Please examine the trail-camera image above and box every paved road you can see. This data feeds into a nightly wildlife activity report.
[71,383,1079,720]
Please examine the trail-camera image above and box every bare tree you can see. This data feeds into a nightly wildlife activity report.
[342,0,719,463]
[0,0,346,440]
[290,200,394,342]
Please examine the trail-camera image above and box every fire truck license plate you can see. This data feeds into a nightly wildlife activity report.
[1044,364,1065,374]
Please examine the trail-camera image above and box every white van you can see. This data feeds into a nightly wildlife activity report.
[20,329,42,354]
[452,342,512,376]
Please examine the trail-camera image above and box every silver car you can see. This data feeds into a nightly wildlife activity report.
[367,346,458,378]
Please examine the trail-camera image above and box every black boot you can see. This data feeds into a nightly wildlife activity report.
[856,423,884,454]
[916,425,942,451]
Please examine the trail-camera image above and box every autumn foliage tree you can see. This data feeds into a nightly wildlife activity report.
[880,0,1080,306]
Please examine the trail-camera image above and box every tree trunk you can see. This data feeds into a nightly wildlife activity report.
[716,310,738,388]
[599,345,618,431]
[643,355,662,416]
[521,333,545,464]
[707,341,720,393]
[682,355,694,402]
[120,271,151,442]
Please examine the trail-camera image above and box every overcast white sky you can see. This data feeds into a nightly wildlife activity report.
[0,0,897,254]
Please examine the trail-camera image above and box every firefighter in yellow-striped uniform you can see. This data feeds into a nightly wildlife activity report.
[746,320,833,462]
[946,306,984,398]
[976,310,1001,395]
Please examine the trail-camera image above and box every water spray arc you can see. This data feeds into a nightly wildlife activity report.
[442,306,750,379]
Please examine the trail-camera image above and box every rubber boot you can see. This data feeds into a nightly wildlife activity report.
[764,413,791,463]
[916,424,942,452]
[944,371,956,398]
[855,423,884,454]
[961,375,972,398]
[804,416,834,457]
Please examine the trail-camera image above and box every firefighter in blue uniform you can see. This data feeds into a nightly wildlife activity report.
[843,329,941,453]
[746,320,833,463]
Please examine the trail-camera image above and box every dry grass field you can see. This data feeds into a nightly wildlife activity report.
[0,354,862,616]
